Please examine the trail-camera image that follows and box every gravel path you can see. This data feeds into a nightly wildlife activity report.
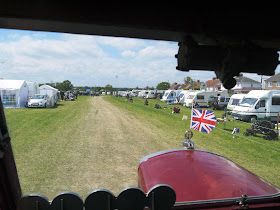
[67,96,169,197]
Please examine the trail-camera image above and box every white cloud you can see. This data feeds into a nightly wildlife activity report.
[96,36,146,50]
[121,50,136,58]
[137,42,177,61]
[0,31,200,87]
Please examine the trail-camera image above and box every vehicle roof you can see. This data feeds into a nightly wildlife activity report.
[246,90,280,98]
[138,149,279,203]
[230,93,247,99]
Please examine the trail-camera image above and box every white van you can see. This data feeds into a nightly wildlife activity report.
[227,94,246,111]
[184,91,228,107]
[232,90,280,122]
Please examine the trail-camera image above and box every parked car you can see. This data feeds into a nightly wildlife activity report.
[208,96,230,110]
[27,94,52,108]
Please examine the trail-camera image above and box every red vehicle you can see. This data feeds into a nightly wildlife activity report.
[138,132,280,209]
[1,5,280,210]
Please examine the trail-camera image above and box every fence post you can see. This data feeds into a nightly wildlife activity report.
[277,112,279,134]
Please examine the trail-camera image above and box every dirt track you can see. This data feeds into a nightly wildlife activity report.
[68,96,169,197]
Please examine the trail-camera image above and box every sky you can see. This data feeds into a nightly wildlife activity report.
[0,28,278,88]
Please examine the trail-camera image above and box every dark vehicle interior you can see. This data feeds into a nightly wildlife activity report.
[0,4,280,209]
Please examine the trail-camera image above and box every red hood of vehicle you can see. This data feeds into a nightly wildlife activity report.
[138,149,280,203]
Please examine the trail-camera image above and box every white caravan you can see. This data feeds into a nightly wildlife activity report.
[232,90,280,122]
[131,89,142,97]
[145,90,165,99]
[177,90,195,105]
[138,90,149,98]
[161,90,182,102]
[184,91,228,107]
[146,90,156,99]
[227,94,246,112]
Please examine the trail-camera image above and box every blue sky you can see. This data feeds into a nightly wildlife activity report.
[0,28,276,88]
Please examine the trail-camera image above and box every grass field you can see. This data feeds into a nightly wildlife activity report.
[4,95,280,200]
[104,96,280,188]
[4,96,92,198]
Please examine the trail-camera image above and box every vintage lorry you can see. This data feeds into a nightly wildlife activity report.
[138,131,280,209]
[1,4,280,210]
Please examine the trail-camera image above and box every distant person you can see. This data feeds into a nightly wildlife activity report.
[60,91,64,100]
[144,99,149,105]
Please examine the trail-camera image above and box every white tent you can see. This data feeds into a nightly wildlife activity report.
[26,81,39,97]
[0,80,29,108]
[39,85,58,97]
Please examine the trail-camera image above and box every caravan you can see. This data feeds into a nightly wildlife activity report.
[183,91,228,107]
[177,90,195,105]
[145,90,156,99]
[145,90,165,99]
[138,90,149,98]
[161,90,182,102]
[232,90,280,122]
[227,94,246,112]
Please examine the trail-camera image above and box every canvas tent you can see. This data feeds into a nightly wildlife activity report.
[39,85,58,96]
[0,80,29,108]
[39,85,59,105]
[26,81,39,96]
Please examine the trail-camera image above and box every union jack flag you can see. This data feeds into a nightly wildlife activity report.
[191,108,216,133]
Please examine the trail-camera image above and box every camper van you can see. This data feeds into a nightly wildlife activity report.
[232,90,280,122]
[227,94,246,112]
[184,91,228,107]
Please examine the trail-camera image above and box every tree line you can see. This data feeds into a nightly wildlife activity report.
[41,76,196,92]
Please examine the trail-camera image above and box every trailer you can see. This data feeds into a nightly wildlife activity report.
[183,91,228,107]
[161,90,182,102]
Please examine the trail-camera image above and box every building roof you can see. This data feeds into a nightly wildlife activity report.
[178,83,190,89]
[266,73,280,82]
[235,76,260,84]
[0,79,27,90]
[188,81,202,89]
[206,79,221,87]
[169,83,180,90]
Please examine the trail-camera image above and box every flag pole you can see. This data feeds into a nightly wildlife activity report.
[190,100,194,130]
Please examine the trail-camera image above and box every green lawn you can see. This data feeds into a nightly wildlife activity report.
[104,96,280,189]
[4,96,91,198]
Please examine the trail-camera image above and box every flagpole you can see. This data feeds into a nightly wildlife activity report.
[190,100,194,130]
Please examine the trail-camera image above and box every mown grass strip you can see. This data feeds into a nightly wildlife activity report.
[104,96,280,188]
[4,96,91,198]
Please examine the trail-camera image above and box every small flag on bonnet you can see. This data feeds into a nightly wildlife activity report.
[191,108,217,134]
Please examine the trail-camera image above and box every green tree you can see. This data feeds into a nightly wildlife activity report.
[156,82,170,90]
[59,80,73,91]
[104,84,113,92]
[94,86,102,92]
[184,76,193,84]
